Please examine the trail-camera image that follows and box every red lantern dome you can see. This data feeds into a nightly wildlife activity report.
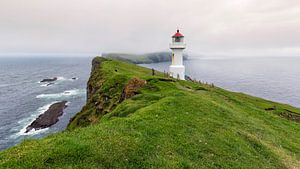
[172,29,184,37]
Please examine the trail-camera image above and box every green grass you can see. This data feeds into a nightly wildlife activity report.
[0,57,299,169]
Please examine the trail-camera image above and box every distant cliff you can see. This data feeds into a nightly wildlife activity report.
[102,52,188,64]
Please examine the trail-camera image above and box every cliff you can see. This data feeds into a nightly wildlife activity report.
[0,57,300,169]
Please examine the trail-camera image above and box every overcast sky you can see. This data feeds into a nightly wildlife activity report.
[1,0,300,57]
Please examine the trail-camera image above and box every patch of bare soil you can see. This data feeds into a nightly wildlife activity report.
[265,107,300,123]
[280,109,300,123]
[120,78,147,100]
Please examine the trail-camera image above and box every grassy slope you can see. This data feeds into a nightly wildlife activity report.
[0,58,300,169]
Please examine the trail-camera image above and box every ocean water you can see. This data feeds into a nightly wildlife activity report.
[0,57,92,150]
[140,56,300,108]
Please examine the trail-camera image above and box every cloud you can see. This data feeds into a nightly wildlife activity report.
[0,0,300,56]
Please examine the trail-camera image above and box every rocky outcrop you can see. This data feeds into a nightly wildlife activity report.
[40,77,58,83]
[91,57,104,72]
[185,75,193,81]
[25,101,68,133]
[120,78,146,101]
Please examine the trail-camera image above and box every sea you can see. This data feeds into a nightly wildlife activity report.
[0,56,300,151]
[0,56,93,150]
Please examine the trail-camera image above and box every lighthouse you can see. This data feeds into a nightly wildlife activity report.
[169,29,186,80]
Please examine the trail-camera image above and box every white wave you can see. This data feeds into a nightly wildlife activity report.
[18,127,50,136]
[36,89,86,99]
[39,83,54,87]
[57,76,78,81]
[11,102,57,138]
[38,77,78,87]
[56,76,66,81]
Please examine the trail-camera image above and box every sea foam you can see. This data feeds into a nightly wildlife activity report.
[39,76,78,87]
[36,89,86,99]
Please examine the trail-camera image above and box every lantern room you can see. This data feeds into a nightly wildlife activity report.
[172,29,184,43]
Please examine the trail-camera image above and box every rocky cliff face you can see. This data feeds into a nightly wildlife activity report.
[86,57,103,100]
[67,57,148,130]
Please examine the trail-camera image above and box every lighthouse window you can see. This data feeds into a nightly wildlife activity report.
[172,54,174,64]
[175,37,181,42]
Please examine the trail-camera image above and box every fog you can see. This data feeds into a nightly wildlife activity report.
[1,0,300,57]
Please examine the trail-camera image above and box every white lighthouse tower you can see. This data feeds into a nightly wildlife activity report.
[169,29,186,80]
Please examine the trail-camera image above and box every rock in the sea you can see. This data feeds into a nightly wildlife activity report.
[40,77,58,83]
[25,101,68,133]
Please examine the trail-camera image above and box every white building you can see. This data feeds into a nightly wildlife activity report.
[169,29,186,80]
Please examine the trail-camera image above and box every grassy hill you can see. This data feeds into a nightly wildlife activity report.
[102,52,188,64]
[0,57,300,169]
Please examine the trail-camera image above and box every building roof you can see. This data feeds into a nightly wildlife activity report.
[172,29,184,37]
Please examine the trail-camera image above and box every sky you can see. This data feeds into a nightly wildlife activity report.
[1,0,300,57]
